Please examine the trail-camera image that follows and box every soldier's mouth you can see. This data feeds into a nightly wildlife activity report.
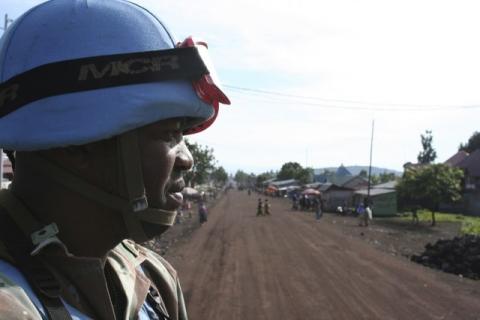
[166,192,183,209]
[164,180,185,210]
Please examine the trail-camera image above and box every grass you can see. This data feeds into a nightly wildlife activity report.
[400,210,480,235]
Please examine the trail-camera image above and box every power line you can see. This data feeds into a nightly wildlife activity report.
[228,91,480,112]
[225,84,480,110]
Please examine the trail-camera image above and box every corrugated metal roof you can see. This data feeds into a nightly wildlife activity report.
[318,183,333,192]
[372,180,397,189]
[354,188,396,196]
[271,179,298,187]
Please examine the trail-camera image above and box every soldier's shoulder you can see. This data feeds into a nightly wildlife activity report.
[112,240,178,279]
[136,241,179,279]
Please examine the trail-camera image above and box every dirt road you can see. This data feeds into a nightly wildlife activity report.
[166,191,480,320]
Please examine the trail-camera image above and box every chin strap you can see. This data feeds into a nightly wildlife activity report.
[117,131,177,241]
[26,135,176,243]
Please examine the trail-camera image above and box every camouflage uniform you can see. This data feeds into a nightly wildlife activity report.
[0,191,188,320]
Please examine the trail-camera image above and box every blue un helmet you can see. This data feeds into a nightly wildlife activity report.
[0,0,230,241]
[0,0,229,150]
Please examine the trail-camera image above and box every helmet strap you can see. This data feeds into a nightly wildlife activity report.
[117,131,177,242]
[24,137,177,243]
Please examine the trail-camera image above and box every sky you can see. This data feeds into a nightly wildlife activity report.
[2,0,480,174]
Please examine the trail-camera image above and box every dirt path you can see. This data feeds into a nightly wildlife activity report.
[166,190,480,320]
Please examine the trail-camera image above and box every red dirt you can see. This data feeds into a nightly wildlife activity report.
[165,190,480,320]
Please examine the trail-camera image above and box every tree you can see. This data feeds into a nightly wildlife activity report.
[417,130,437,164]
[256,171,276,188]
[459,131,480,153]
[184,139,216,187]
[396,164,463,226]
[211,166,228,186]
[379,171,396,184]
[296,167,314,184]
[234,170,249,187]
[359,169,368,178]
[277,162,313,184]
[248,173,256,187]
[277,162,303,180]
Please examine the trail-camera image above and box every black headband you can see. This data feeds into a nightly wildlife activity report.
[0,47,208,118]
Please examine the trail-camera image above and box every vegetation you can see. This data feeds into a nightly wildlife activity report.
[400,210,480,235]
[277,162,313,184]
[359,169,367,178]
[459,131,480,153]
[211,166,228,186]
[370,171,397,185]
[417,130,437,164]
[234,170,248,186]
[234,170,256,188]
[461,217,480,235]
[360,169,396,185]
[396,164,464,226]
[255,171,276,188]
[184,139,217,187]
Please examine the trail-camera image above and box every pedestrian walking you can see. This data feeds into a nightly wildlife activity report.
[365,205,373,223]
[264,199,271,215]
[199,201,208,224]
[176,207,184,224]
[314,197,323,220]
[362,198,373,226]
[292,193,299,210]
[184,199,193,219]
[357,203,366,226]
[257,198,263,216]
[411,205,420,225]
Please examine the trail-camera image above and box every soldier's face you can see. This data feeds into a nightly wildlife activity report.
[138,118,194,214]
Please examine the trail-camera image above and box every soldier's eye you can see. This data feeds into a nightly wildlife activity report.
[157,130,182,146]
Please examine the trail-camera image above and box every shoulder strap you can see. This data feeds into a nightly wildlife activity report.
[0,190,42,238]
[141,263,172,320]
[0,193,72,320]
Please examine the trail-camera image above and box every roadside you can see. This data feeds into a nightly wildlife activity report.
[156,192,475,275]
[306,211,463,259]
[277,196,480,282]
[165,190,480,320]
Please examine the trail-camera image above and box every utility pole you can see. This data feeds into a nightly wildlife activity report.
[1,14,13,32]
[365,120,375,227]
[305,148,309,168]
[0,14,13,189]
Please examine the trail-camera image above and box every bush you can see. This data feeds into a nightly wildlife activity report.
[461,218,480,236]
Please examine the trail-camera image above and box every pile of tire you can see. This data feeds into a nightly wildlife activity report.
[411,235,480,280]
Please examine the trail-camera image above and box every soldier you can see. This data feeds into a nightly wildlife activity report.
[0,0,230,319]
[257,198,263,216]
